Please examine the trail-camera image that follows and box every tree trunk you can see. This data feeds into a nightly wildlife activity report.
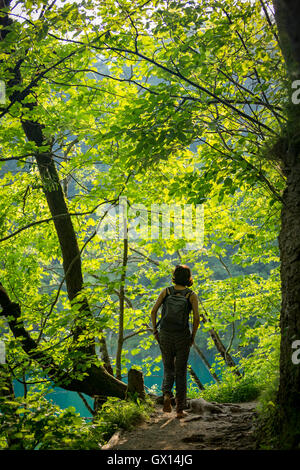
[0,2,127,401]
[199,302,242,377]
[126,368,146,400]
[19,119,127,396]
[116,237,128,380]
[188,365,205,391]
[0,293,127,398]
[273,0,300,448]
[208,325,241,376]
[192,343,220,383]
[21,119,93,349]
[99,335,114,376]
[0,286,15,400]
[277,160,300,448]
[0,353,26,449]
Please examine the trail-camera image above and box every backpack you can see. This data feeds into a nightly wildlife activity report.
[158,286,193,333]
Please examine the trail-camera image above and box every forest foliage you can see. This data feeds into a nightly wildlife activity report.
[0,0,288,449]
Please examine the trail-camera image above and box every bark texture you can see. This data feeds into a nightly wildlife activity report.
[273,0,300,449]
[277,160,300,447]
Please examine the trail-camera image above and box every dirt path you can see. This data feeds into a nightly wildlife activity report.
[102,401,258,451]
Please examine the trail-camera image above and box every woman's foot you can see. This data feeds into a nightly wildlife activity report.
[163,394,172,412]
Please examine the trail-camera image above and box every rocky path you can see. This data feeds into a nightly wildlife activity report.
[102,401,258,451]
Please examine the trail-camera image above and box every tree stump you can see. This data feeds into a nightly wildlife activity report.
[126,368,146,400]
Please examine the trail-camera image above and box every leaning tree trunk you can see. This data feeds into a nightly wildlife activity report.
[193,343,220,383]
[0,283,127,399]
[273,0,300,449]
[19,118,127,398]
[188,365,205,391]
[0,4,127,400]
[199,301,242,377]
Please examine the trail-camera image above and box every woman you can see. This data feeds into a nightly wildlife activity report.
[151,264,200,419]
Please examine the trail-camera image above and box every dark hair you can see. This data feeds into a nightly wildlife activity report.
[172,264,193,287]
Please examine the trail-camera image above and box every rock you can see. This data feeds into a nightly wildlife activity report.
[101,431,122,450]
[186,397,224,415]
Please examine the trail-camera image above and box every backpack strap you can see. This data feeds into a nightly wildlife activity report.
[164,286,193,299]
[173,286,191,297]
[185,289,193,311]
[185,289,193,299]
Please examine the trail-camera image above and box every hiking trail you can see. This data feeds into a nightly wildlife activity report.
[102,400,258,451]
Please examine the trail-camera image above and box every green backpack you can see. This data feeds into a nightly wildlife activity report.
[159,286,193,332]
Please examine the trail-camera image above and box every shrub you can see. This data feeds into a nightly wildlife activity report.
[0,395,95,450]
[94,396,153,444]
[188,372,261,403]
[0,393,154,450]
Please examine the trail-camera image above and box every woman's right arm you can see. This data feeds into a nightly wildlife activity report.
[150,288,167,341]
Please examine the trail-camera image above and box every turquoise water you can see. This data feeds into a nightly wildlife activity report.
[13,348,216,418]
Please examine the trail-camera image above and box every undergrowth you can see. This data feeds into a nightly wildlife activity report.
[93,395,154,444]
[0,393,154,450]
[188,373,261,403]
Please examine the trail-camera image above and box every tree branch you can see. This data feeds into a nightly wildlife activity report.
[129,247,160,266]
[97,43,278,135]
[0,200,116,244]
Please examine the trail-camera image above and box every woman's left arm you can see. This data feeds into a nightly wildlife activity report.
[190,292,200,345]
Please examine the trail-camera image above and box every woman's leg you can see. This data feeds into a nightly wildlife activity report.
[159,331,175,399]
[174,333,191,414]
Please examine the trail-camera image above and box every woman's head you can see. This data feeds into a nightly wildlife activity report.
[172,264,193,287]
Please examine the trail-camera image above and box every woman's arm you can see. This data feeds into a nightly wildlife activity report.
[150,288,167,341]
[189,292,200,345]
